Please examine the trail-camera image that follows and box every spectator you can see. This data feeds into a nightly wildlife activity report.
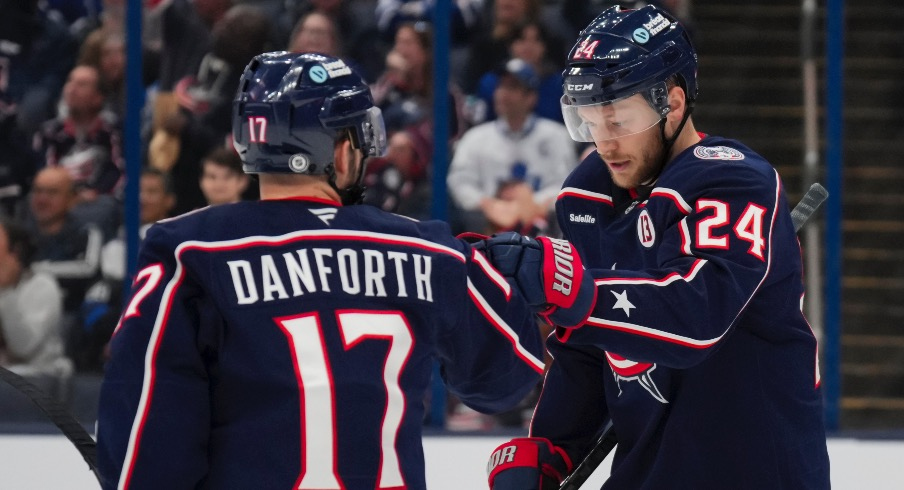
[78,29,127,118]
[283,0,384,81]
[287,11,341,56]
[471,20,566,124]
[0,112,40,220]
[369,22,467,218]
[460,0,541,93]
[362,128,432,218]
[199,147,249,206]
[78,168,176,372]
[32,64,123,240]
[0,217,73,396]
[149,3,272,216]
[447,58,575,235]
[375,0,485,47]
[21,167,102,317]
[0,0,79,137]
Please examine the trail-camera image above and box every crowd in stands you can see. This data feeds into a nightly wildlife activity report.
[0,0,691,428]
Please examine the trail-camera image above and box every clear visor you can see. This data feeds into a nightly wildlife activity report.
[363,106,388,157]
[561,93,664,143]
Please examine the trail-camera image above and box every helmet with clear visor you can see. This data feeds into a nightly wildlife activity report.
[560,5,697,143]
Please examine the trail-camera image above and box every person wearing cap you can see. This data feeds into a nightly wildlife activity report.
[448,58,577,236]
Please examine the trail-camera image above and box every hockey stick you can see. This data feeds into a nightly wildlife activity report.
[0,366,101,484]
[558,183,829,490]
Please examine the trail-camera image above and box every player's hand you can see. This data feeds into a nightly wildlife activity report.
[486,437,573,490]
[479,231,596,328]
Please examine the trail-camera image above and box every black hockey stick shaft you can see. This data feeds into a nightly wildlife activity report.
[0,366,101,484]
[558,419,616,490]
[558,183,828,490]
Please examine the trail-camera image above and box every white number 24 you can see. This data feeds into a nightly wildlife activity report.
[696,199,768,260]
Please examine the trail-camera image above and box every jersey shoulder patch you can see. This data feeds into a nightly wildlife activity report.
[693,145,745,161]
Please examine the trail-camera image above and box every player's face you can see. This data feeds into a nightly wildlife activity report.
[592,120,665,190]
[200,163,247,206]
[576,98,665,189]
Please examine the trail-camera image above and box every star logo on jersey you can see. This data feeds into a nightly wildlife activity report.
[611,290,635,317]
[606,352,668,404]
[309,207,337,225]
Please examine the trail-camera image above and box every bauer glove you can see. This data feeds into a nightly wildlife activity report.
[486,437,573,490]
[478,231,596,328]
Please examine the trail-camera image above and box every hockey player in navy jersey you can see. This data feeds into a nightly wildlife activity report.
[483,6,831,489]
[94,52,556,490]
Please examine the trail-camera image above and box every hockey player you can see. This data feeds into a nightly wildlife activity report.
[95,52,558,489]
[482,6,831,489]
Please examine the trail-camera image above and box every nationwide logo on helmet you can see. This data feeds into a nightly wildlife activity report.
[606,351,668,404]
[693,146,745,161]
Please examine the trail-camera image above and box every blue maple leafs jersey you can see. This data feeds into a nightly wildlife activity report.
[96,198,544,490]
[535,136,830,488]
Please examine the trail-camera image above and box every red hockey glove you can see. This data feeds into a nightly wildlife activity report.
[486,437,573,490]
[479,231,597,328]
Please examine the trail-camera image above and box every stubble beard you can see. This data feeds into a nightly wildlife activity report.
[606,128,667,190]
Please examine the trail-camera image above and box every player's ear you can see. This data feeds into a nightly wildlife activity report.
[666,85,687,123]
[333,138,354,186]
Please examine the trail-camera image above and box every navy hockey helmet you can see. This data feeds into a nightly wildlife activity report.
[232,51,387,175]
[561,5,698,143]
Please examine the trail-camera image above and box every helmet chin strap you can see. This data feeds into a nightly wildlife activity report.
[327,153,368,206]
[642,106,693,187]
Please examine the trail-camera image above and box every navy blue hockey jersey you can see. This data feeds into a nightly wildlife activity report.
[533,136,830,488]
[96,197,544,490]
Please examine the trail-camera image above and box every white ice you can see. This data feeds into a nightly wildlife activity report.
[0,434,901,489]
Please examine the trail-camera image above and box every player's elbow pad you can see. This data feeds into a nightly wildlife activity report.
[486,437,573,490]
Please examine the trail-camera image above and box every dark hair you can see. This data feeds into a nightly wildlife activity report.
[203,147,244,175]
[1,217,36,267]
[141,167,175,195]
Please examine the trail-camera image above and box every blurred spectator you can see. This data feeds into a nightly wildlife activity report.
[149,3,271,216]
[447,58,576,235]
[199,147,249,206]
[362,129,432,218]
[471,20,566,124]
[0,0,79,137]
[32,64,123,240]
[78,28,127,118]
[148,0,232,93]
[21,167,102,317]
[375,0,484,46]
[0,113,40,220]
[283,0,384,82]
[460,0,541,93]
[369,22,467,218]
[287,11,341,55]
[0,217,72,388]
[77,167,175,372]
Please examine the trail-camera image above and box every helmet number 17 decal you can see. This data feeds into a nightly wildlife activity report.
[573,38,600,59]
[247,116,268,143]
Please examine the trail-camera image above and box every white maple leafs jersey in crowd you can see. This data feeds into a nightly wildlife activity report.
[536,135,831,488]
[95,197,544,490]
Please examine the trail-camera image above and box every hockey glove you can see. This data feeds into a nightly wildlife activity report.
[486,437,573,490]
[480,231,596,328]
